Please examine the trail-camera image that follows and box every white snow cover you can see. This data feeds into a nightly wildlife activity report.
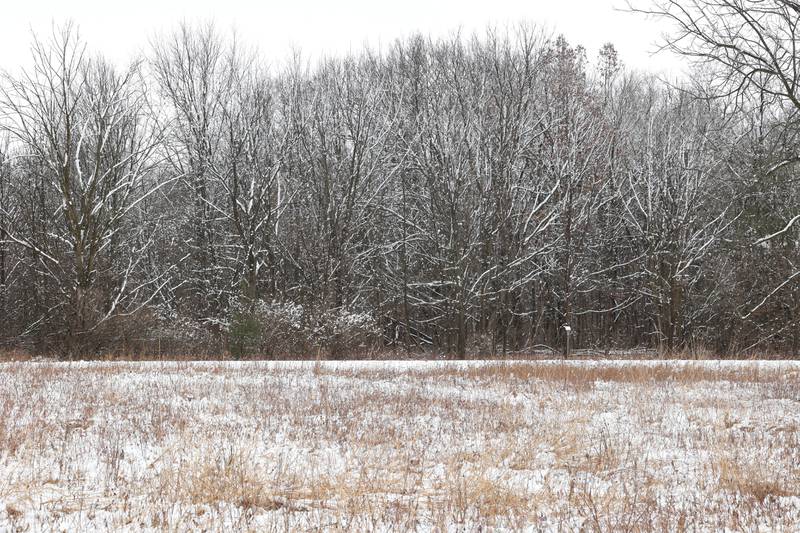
[0,359,798,531]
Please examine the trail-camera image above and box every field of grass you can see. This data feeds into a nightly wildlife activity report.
[0,359,798,531]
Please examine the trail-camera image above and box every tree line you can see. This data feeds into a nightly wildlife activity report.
[1,4,798,358]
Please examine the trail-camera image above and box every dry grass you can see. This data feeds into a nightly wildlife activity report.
[0,360,798,531]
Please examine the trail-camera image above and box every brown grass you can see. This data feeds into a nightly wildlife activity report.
[0,360,798,530]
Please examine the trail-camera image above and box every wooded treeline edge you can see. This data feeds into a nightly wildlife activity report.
[0,2,798,358]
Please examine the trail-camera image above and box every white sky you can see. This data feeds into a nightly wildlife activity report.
[0,0,687,76]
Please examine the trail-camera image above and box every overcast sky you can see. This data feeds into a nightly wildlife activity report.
[0,0,686,75]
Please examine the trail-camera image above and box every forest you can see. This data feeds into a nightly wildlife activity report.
[0,0,798,358]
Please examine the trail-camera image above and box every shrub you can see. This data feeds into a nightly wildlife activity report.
[224,299,380,358]
[253,301,307,358]
[311,308,380,359]
[228,308,262,359]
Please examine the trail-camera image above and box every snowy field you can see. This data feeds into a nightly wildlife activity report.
[0,360,799,531]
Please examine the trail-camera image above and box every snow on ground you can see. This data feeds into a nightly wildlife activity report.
[0,359,798,531]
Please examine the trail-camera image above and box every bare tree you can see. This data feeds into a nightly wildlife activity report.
[619,83,735,352]
[0,24,167,355]
[633,0,800,323]
[283,56,398,317]
[149,22,232,320]
[208,56,293,307]
[0,137,11,334]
